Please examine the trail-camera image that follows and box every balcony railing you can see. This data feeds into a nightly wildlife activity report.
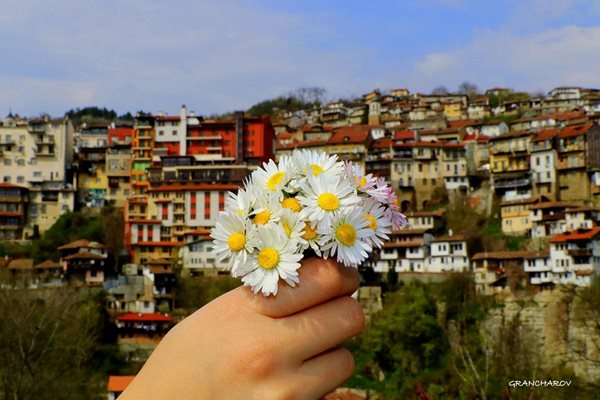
[493,177,531,189]
[567,248,593,257]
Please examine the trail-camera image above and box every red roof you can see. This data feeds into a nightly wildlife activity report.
[550,227,600,243]
[0,211,23,217]
[328,125,379,144]
[0,183,28,189]
[394,130,415,140]
[533,128,559,141]
[372,138,391,149]
[58,239,105,250]
[558,122,593,139]
[107,376,135,393]
[476,135,490,143]
[129,219,161,224]
[156,116,180,122]
[116,313,173,323]
[63,251,106,261]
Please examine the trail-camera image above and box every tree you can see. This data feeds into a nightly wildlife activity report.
[0,287,102,400]
[457,81,479,99]
[431,86,449,95]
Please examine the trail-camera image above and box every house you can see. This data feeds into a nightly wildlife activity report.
[500,196,547,236]
[369,228,429,274]
[0,183,29,240]
[523,250,552,286]
[564,206,600,231]
[439,142,469,193]
[529,201,575,238]
[105,274,155,315]
[105,126,133,207]
[144,258,176,311]
[77,124,110,208]
[115,312,173,343]
[404,210,444,231]
[549,227,600,286]
[489,130,533,201]
[556,123,598,201]
[472,251,529,294]
[179,229,229,277]
[427,233,469,273]
[107,376,135,400]
[530,128,558,199]
[58,239,109,285]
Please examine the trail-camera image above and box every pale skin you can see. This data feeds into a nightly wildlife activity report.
[121,257,365,400]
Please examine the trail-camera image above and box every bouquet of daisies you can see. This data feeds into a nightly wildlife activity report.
[211,149,407,296]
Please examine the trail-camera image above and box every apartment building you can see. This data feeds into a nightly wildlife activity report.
[77,124,109,207]
[106,126,133,207]
[0,183,28,240]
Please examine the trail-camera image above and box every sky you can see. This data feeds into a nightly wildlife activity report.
[2,0,600,117]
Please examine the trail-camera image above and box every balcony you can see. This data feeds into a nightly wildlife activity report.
[530,142,552,152]
[187,135,222,141]
[34,136,55,145]
[567,248,593,257]
[28,124,46,133]
[493,177,531,189]
[557,158,585,170]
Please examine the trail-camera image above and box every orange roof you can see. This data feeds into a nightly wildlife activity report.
[432,234,466,242]
[116,313,173,323]
[0,183,28,189]
[394,130,415,140]
[550,227,600,243]
[148,184,238,192]
[533,128,559,141]
[476,135,490,143]
[185,229,212,236]
[328,125,379,145]
[371,138,391,149]
[129,219,161,224]
[34,260,62,269]
[529,201,578,210]
[449,119,479,128]
[536,110,584,121]
[558,122,593,139]
[107,376,135,393]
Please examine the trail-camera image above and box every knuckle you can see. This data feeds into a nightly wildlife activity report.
[229,341,279,380]
[341,297,366,335]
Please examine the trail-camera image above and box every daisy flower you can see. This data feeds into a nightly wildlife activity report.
[240,224,303,296]
[296,174,361,227]
[362,197,392,248]
[279,208,305,243]
[210,212,257,276]
[299,220,324,257]
[251,191,283,226]
[225,187,254,218]
[344,162,388,202]
[293,149,344,178]
[252,157,293,198]
[321,207,372,268]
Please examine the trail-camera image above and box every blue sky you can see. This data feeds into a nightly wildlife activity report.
[2,0,600,117]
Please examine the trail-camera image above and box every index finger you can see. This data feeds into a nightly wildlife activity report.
[232,257,360,318]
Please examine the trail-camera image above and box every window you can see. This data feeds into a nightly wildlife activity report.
[418,164,423,172]
[17,176,24,183]
[3,176,10,183]
[172,130,177,136]
[33,171,42,177]
[3,159,11,166]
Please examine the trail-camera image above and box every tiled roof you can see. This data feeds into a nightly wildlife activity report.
[382,239,425,248]
[390,228,428,235]
[58,239,106,250]
[328,125,380,144]
[129,219,161,224]
[529,201,578,210]
[550,227,600,243]
[432,234,466,242]
[501,195,545,207]
[0,183,28,189]
[34,260,62,269]
[116,313,173,323]
[394,130,415,140]
[63,251,106,261]
[107,376,135,393]
[8,258,34,270]
[558,122,593,139]
[533,128,559,141]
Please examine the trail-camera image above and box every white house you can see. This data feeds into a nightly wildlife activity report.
[549,227,600,287]
[427,234,469,273]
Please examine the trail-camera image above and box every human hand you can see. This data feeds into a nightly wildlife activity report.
[120,257,365,400]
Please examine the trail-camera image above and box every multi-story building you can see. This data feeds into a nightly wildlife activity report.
[130,114,154,201]
[0,117,75,235]
[529,201,573,238]
[530,128,558,199]
[439,142,469,193]
[564,206,600,231]
[77,124,109,207]
[472,251,529,294]
[58,239,109,286]
[106,126,133,207]
[489,130,532,201]
[549,227,600,286]
[500,195,547,236]
[557,123,598,201]
[523,250,552,286]
[427,234,469,272]
[0,183,28,240]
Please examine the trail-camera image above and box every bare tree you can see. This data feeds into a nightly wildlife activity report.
[431,86,449,95]
[0,287,100,400]
[458,81,480,99]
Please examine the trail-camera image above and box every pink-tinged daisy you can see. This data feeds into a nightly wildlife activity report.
[296,174,361,227]
[320,207,373,268]
[362,198,392,248]
[240,224,303,296]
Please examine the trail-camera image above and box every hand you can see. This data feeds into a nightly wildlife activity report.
[120,257,365,400]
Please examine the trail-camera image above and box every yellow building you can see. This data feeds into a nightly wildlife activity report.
[500,196,546,235]
[77,124,109,207]
[489,130,532,199]
[106,127,133,208]
[443,101,465,121]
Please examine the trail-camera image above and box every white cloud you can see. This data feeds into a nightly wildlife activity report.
[409,25,600,93]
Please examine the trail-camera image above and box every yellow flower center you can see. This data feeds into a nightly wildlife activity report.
[236,209,244,216]
[257,247,279,269]
[311,164,324,176]
[336,224,357,246]
[358,176,367,188]
[302,224,318,240]
[254,210,271,225]
[317,193,340,211]
[266,172,285,191]
[283,223,292,238]
[364,213,377,230]
[227,232,246,252]
[281,197,301,213]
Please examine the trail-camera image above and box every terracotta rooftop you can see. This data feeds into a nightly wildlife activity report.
[328,125,380,145]
[63,251,106,261]
[501,195,546,207]
[34,260,62,269]
[529,201,578,210]
[107,376,135,393]
[533,128,559,141]
[558,122,593,139]
[432,234,466,242]
[550,227,600,243]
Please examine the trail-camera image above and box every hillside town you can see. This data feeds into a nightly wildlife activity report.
[3,86,600,396]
